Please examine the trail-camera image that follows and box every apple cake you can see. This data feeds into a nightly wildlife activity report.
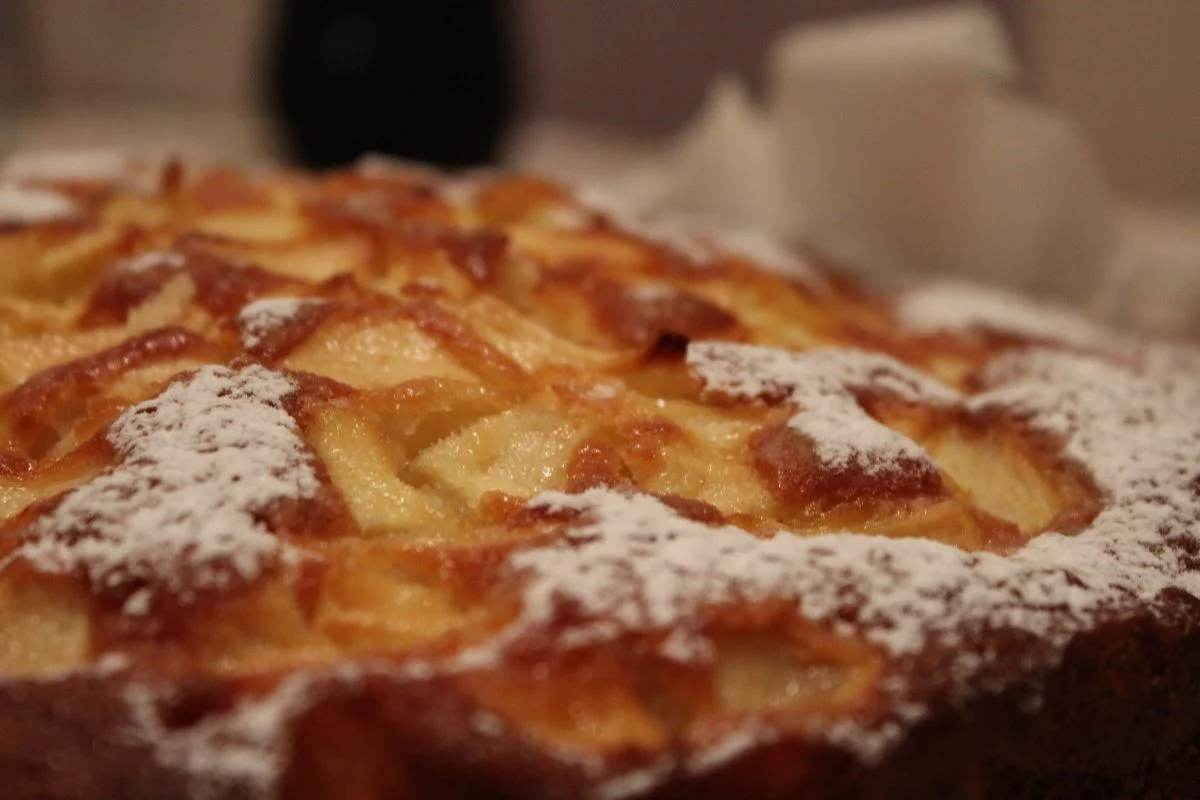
[0,154,1197,799]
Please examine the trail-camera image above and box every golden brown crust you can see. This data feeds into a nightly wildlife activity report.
[0,155,1196,799]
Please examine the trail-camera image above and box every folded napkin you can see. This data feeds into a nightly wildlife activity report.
[618,3,1118,305]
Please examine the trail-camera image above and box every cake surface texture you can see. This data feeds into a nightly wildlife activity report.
[0,154,1197,799]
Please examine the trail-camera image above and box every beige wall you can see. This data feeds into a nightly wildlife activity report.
[515,0,1025,136]
[23,0,271,105]
[1024,1,1200,202]
[9,1,1200,200]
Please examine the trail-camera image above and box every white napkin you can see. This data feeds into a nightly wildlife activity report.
[618,78,792,238]
[618,2,1118,304]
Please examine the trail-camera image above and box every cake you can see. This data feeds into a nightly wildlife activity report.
[0,154,1197,799]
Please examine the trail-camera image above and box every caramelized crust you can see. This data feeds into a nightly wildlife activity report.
[0,155,1195,799]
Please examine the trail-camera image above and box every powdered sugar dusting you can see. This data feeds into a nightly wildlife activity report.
[125,671,321,796]
[513,490,973,666]
[594,759,675,800]
[2,150,132,184]
[118,249,189,274]
[688,342,954,475]
[707,225,820,284]
[15,365,318,606]
[0,184,80,224]
[895,281,1124,352]
[439,174,489,208]
[1,149,162,194]
[629,282,679,303]
[353,153,487,209]
[559,187,821,285]
[499,338,1200,773]
[686,719,779,775]
[237,297,324,350]
[566,187,713,264]
[354,152,446,184]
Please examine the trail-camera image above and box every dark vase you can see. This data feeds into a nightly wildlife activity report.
[266,0,518,170]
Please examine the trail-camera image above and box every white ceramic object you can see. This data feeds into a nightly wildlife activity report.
[620,2,1120,306]
[768,2,1116,299]
[625,78,795,238]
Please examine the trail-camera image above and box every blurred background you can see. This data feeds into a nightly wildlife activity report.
[0,0,1196,194]
[0,0,1198,332]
